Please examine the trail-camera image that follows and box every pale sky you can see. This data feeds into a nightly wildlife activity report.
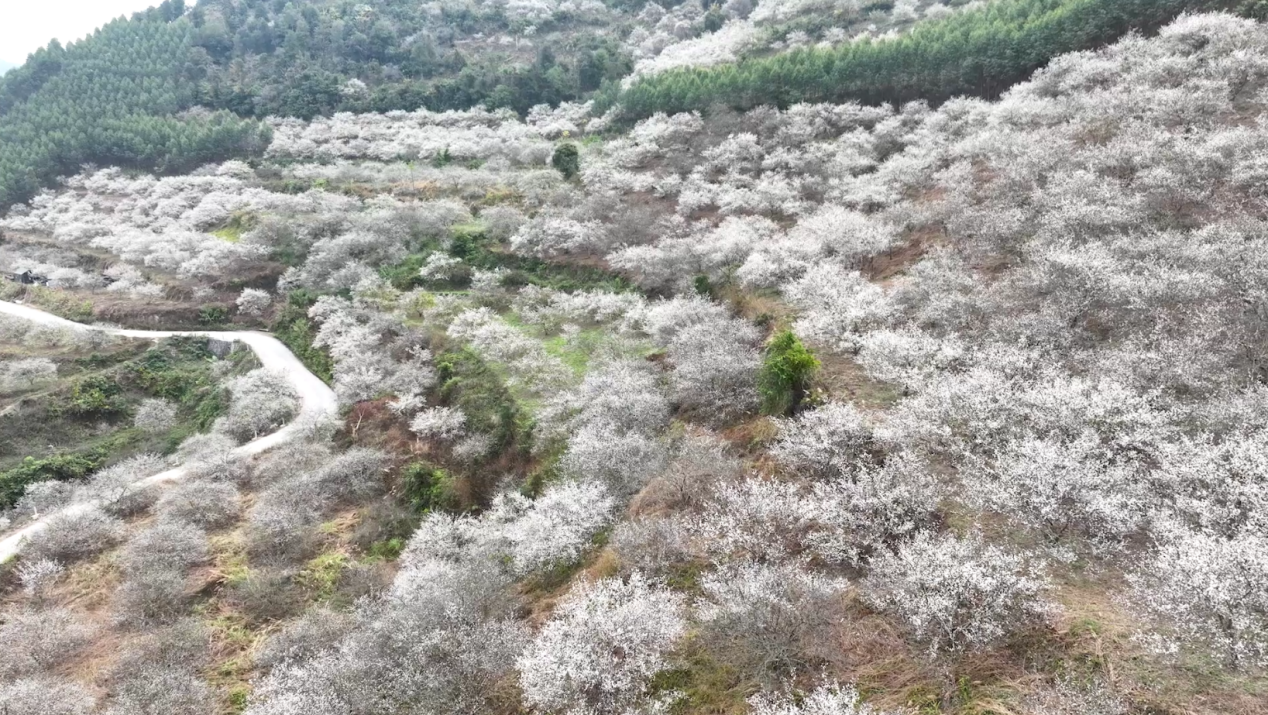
[0,0,160,67]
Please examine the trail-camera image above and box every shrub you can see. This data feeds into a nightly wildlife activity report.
[668,318,761,425]
[85,453,166,516]
[749,682,898,715]
[0,607,94,678]
[517,573,687,714]
[1130,527,1268,668]
[25,506,125,563]
[0,676,95,715]
[237,288,274,317]
[771,402,877,480]
[15,558,64,601]
[409,406,467,442]
[119,521,209,575]
[307,447,389,502]
[134,398,178,434]
[863,532,1053,656]
[698,562,847,682]
[758,330,820,416]
[214,369,299,442]
[807,454,943,567]
[104,665,213,715]
[255,608,356,669]
[154,481,241,529]
[551,142,581,180]
[0,357,58,393]
[112,569,191,627]
[611,516,693,576]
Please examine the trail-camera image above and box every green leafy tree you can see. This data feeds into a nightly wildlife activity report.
[552,142,581,180]
[758,330,820,416]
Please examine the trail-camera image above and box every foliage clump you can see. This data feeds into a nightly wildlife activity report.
[758,329,819,416]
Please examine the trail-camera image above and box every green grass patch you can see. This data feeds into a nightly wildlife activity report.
[298,552,352,601]
[212,227,243,243]
[436,347,533,456]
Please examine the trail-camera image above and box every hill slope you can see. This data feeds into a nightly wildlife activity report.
[1,5,1268,715]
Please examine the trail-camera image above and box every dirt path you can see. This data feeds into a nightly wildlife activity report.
[0,300,338,562]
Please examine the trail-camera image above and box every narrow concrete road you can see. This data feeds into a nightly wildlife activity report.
[0,300,339,562]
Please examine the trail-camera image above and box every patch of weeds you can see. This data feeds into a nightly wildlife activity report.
[56,374,128,417]
[212,211,256,243]
[199,305,229,326]
[225,684,251,715]
[210,534,251,587]
[365,537,406,561]
[26,286,93,323]
[401,461,462,514]
[299,552,353,601]
[540,327,608,375]
[206,613,257,651]
[650,644,749,715]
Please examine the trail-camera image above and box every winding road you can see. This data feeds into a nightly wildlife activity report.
[0,300,338,562]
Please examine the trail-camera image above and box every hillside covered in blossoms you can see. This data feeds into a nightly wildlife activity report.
[2,2,1268,714]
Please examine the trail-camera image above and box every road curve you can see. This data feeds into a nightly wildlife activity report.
[0,300,338,562]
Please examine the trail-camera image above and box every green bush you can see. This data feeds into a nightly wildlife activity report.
[551,142,581,180]
[758,330,819,416]
[0,451,106,508]
[61,375,128,417]
[401,462,461,513]
[198,305,229,326]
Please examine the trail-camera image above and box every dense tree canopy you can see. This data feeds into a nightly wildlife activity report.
[618,0,1247,118]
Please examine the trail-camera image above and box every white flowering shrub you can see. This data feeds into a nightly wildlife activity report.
[134,398,178,434]
[698,561,847,680]
[114,520,209,625]
[81,453,164,516]
[15,558,64,601]
[806,453,942,566]
[0,676,95,715]
[771,402,878,480]
[0,607,94,678]
[695,478,817,563]
[1130,526,1268,668]
[863,533,1053,655]
[309,296,437,407]
[666,314,761,425]
[236,288,273,316]
[410,406,468,442]
[0,357,57,393]
[749,681,898,715]
[154,481,241,529]
[492,481,616,575]
[213,369,299,442]
[25,506,125,563]
[104,665,213,715]
[517,573,686,714]
[965,433,1148,547]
